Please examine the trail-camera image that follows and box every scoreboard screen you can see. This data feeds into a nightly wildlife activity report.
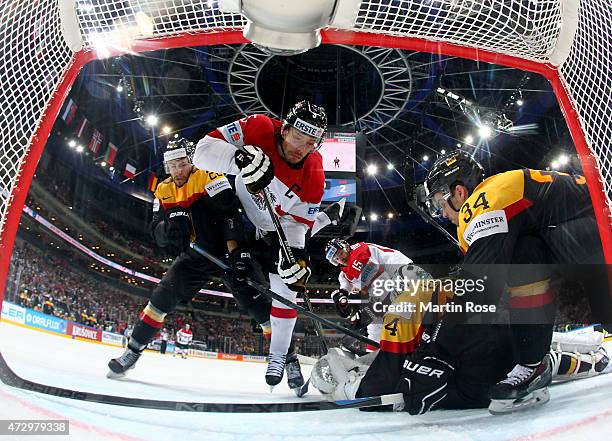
[319,132,356,172]
[323,178,357,203]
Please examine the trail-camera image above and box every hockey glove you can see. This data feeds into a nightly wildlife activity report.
[229,248,253,283]
[234,145,275,194]
[348,306,375,329]
[165,207,192,255]
[277,249,311,292]
[396,352,454,415]
[331,289,351,318]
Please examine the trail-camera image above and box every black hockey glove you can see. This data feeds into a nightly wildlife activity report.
[234,145,275,194]
[348,306,375,329]
[277,248,311,292]
[396,351,454,415]
[331,289,351,318]
[165,207,192,255]
[229,248,254,283]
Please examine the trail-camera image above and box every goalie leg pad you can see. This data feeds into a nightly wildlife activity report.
[311,348,368,401]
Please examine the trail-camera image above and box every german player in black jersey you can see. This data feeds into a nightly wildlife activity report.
[419,150,611,413]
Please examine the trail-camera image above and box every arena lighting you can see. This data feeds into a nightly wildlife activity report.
[369,213,378,221]
[456,143,462,148]
[109,166,114,171]
[516,99,524,106]
[558,154,570,165]
[162,125,171,135]
[440,149,446,154]
[223,0,361,56]
[361,215,366,221]
[387,212,394,219]
[387,163,394,170]
[68,139,76,148]
[422,155,429,162]
[145,114,159,126]
[366,163,378,176]
[478,124,493,139]
[551,160,560,169]
[465,134,474,144]
[76,145,84,153]
[116,85,123,92]
[100,161,106,167]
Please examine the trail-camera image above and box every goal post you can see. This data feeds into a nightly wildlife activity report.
[0,0,610,311]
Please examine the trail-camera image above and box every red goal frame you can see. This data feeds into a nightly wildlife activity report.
[0,29,610,308]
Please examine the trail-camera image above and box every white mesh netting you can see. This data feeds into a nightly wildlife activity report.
[0,0,74,241]
[560,0,612,207]
[0,0,610,253]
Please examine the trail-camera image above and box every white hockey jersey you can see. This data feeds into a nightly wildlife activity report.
[176,328,193,345]
[193,114,325,249]
[338,242,412,300]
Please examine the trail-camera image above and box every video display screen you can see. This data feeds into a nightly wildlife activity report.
[319,132,356,172]
[323,178,357,203]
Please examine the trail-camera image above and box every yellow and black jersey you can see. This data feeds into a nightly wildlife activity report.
[457,169,591,259]
[151,166,243,253]
[357,283,455,398]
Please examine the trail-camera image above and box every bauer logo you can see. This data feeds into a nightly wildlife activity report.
[294,118,324,138]
[463,210,508,246]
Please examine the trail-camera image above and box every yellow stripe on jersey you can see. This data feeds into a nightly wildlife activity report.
[457,170,525,252]
[154,167,228,208]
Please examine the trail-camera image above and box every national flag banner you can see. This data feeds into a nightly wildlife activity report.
[88,129,103,154]
[124,162,136,179]
[61,99,78,125]
[148,172,158,192]
[104,142,118,166]
[76,116,89,138]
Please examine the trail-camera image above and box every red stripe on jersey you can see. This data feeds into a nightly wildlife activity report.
[140,312,164,329]
[161,190,207,209]
[274,205,315,228]
[504,198,533,220]
[379,326,423,355]
[508,289,555,309]
[271,306,298,319]
[365,344,378,352]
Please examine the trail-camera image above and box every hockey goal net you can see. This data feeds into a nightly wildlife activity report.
[0,0,611,304]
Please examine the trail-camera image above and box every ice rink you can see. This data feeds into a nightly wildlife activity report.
[1,320,612,440]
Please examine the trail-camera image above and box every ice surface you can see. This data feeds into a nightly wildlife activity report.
[1,321,611,441]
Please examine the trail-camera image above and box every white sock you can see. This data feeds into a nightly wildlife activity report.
[269,273,298,355]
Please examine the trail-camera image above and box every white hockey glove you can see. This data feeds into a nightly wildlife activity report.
[234,145,274,194]
[277,249,311,292]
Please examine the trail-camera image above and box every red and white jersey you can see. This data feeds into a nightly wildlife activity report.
[338,242,412,298]
[193,114,325,249]
[176,328,193,345]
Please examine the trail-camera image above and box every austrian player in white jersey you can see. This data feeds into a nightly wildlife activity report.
[174,324,193,359]
[193,100,327,388]
[325,239,412,349]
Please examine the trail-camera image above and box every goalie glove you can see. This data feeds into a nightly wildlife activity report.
[331,289,351,318]
[277,249,311,292]
[234,145,274,194]
[397,352,454,415]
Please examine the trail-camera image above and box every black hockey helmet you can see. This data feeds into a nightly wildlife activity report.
[325,238,350,266]
[282,100,328,149]
[163,137,195,173]
[424,150,485,217]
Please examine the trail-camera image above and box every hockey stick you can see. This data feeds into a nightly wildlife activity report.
[190,243,380,349]
[258,188,329,355]
[0,351,403,412]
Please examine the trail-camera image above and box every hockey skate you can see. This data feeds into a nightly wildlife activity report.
[265,353,286,390]
[285,353,305,396]
[488,357,552,415]
[107,346,142,379]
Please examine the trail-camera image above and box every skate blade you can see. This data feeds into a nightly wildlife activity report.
[106,370,127,379]
[489,389,550,415]
[293,379,309,398]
